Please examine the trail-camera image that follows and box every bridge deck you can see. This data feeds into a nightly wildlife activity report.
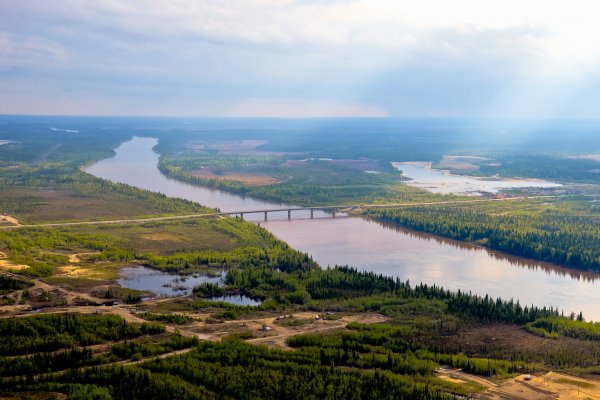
[0,195,566,230]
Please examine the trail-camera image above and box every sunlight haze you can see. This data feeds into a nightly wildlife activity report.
[2,0,600,117]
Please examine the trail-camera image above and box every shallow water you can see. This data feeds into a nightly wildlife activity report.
[118,265,224,297]
[88,137,600,319]
[393,162,562,195]
[117,266,261,305]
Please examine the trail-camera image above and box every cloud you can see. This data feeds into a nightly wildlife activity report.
[0,33,66,67]
[2,0,600,116]
[0,1,567,57]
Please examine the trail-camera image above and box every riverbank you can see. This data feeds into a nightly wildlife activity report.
[85,136,600,320]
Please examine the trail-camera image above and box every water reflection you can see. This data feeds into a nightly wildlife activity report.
[118,266,261,306]
[205,295,262,306]
[118,265,224,297]
[370,218,600,283]
[87,136,600,320]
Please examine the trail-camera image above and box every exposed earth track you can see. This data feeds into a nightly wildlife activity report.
[0,195,569,230]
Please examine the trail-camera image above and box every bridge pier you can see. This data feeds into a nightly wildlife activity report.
[264,211,268,221]
[310,209,314,219]
[240,213,244,220]
[287,210,291,220]
[332,210,336,218]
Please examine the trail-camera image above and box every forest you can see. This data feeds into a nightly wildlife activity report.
[363,200,600,270]
[151,118,599,272]
[1,116,599,399]
[0,314,164,356]
[157,154,419,206]
[6,263,600,399]
[160,151,599,271]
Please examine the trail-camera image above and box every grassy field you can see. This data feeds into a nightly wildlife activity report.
[156,141,599,271]
[159,152,452,206]
[0,187,208,224]
[0,217,287,279]
[0,117,599,399]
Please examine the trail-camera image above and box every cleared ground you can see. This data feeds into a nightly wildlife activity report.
[466,371,600,399]
[0,188,204,224]
[0,252,29,272]
[0,277,387,348]
[191,168,280,185]
[3,270,600,400]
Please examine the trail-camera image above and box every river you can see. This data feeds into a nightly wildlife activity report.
[86,137,600,320]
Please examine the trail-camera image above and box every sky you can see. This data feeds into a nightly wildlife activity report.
[2,0,600,117]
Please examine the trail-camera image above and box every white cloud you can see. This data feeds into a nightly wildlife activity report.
[7,0,600,70]
[3,0,600,116]
[0,33,66,67]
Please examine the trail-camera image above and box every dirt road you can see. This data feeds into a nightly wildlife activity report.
[0,195,570,231]
[438,368,600,400]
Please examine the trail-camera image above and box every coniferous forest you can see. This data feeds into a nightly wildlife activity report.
[0,117,599,399]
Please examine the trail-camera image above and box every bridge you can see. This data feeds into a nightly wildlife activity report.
[217,196,536,220]
[224,206,346,220]
[0,195,563,230]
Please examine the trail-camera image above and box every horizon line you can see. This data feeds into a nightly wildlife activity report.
[2,114,600,122]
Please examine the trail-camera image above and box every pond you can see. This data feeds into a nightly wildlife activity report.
[88,137,600,319]
[117,266,260,306]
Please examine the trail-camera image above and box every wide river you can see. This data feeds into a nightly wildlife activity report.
[87,137,600,319]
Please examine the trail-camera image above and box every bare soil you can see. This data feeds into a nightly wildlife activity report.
[187,140,295,156]
[190,168,280,185]
[0,215,20,226]
[2,277,599,400]
[471,372,600,399]
[67,252,99,264]
[0,251,29,271]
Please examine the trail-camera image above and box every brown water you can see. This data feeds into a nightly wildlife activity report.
[86,137,600,320]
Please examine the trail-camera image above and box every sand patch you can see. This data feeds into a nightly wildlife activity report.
[0,260,29,271]
[472,372,600,400]
[0,215,20,226]
[0,252,29,271]
[190,168,280,185]
[68,252,99,263]
[57,264,112,280]
[58,265,90,277]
